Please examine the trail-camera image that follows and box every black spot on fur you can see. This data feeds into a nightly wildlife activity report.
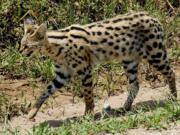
[127,69,137,74]
[72,63,78,68]
[143,29,150,33]
[166,65,170,70]
[140,19,144,23]
[114,46,119,50]
[126,42,129,45]
[108,42,114,46]
[97,31,102,35]
[158,42,163,49]
[153,42,158,48]
[122,60,133,65]
[102,50,106,54]
[156,52,162,58]
[127,33,133,38]
[149,34,155,39]
[91,41,98,45]
[122,26,129,29]
[156,35,160,39]
[121,47,126,52]
[100,38,108,44]
[135,31,139,34]
[79,46,84,51]
[115,53,119,57]
[109,36,114,39]
[114,33,119,37]
[129,46,134,50]
[48,89,53,95]
[69,39,73,43]
[157,64,165,71]
[74,44,78,48]
[147,45,152,51]
[53,79,63,88]
[105,31,110,35]
[129,78,137,84]
[78,56,85,61]
[112,18,122,23]
[106,27,114,30]
[116,39,120,43]
[47,85,52,90]
[145,19,150,23]
[122,38,126,41]
[162,72,169,75]
[143,37,149,42]
[56,71,68,79]
[55,64,60,68]
[133,14,139,18]
[97,24,104,27]
[139,13,146,17]
[163,53,167,60]
[109,51,113,55]
[96,48,102,52]
[143,55,147,59]
[77,70,84,75]
[148,59,161,64]
[88,24,96,29]
[132,22,140,27]
[115,27,121,30]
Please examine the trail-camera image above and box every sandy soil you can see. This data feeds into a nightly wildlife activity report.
[0,67,179,135]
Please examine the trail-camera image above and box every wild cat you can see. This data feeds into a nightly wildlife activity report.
[19,12,177,119]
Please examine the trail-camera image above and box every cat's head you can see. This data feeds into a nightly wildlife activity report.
[19,18,47,57]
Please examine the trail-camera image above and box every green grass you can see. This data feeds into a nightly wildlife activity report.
[0,47,54,81]
[169,43,180,60]
[30,100,180,135]
[0,0,179,80]
[0,48,54,123]
[2,100,179,135]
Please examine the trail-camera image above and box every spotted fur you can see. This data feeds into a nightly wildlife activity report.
[20,12,177,119]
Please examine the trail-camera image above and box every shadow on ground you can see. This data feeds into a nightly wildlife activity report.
[39,99,168,128]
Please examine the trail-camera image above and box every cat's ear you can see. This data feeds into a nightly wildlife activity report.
[33,23,47,39]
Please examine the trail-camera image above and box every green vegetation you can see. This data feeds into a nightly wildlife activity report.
[2,100,179,135]
[32,100,180,135]
[0,47,54,81]
[0,0,179,84]
[0,0,180,134]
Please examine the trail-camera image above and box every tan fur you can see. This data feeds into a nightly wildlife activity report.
[20,12,177,119]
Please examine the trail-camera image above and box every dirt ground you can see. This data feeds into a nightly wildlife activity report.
[0,66,179,135]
